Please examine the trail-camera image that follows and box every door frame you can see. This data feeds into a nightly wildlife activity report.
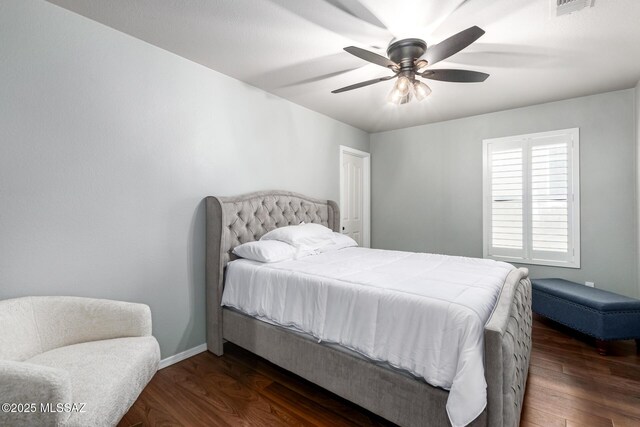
[339,145,371,248]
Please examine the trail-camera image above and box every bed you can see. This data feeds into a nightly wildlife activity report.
[205,190,532,427]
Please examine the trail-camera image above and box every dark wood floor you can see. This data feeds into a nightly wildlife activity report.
[119,316,640,427]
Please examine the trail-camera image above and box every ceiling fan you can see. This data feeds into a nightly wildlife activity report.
[331,26,489,104]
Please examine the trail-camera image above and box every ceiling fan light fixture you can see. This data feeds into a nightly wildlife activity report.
[395,75,411,96]
[388,90,412,105]
[388,78,415,105]
[332,26,488,103]
[414,59,428,71]
[413,81,432,101]
[387,87,403,105]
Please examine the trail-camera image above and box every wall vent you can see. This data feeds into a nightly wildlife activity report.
[555,0,594,16]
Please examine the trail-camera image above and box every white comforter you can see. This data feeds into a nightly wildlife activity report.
[221,247,513,426]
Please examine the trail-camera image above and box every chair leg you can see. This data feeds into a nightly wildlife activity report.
[596,339,609,356]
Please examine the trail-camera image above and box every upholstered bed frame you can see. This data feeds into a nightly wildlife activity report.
[205,190,532,427]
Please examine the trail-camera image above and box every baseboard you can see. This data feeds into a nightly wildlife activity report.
[159,343,208,369]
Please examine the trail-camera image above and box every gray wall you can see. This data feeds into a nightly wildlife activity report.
[371,89,638,297]
[0,0,369,359]
[636,81,640,297]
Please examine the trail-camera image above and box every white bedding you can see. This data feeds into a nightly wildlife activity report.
[221,247,513,427]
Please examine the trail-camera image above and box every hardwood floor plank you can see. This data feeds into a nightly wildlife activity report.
[527,366,640,417]
[520,422,546,427]
[120,318,640,427]
[612,414,640,427]
[169,363,310,426]
[566,421,609,427]
[147,370,237,426]
[118,389,181,427]
[183,351,369,426]
[524,388,613,427]
[261,382,367,427]
[525,384,639,424]
[530,354,563,372]
[520,406,566,427]
[561,364,640,393]
[609,363,640,382]
[223,345,392,426]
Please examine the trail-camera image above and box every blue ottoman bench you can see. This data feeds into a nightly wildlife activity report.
[531,278,640,355]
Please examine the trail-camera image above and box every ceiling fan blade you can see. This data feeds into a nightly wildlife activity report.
[269,0,392,45]
[283,68,363,88]
[423,26,485,66]
[344,46,398,69]
[325,0,389,31]
[331,75,396,93]
[420,69,489,82]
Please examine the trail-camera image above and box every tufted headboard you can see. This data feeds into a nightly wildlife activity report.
[205,190,340,355]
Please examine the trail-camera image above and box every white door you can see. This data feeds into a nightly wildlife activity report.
[341,152,364,244]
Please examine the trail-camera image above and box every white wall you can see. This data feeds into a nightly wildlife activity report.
[371,89,638,298]
[0,0,369,358]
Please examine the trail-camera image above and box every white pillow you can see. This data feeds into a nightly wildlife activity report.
[260,223,334,248]
[232,240,298,263]
[317,232,358,253]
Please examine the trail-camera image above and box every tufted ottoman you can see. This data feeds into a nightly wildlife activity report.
[531,278,640,355]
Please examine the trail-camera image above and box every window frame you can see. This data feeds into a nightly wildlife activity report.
[482,128,580,268]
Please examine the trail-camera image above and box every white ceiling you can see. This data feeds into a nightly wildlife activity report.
[48,0,640,133]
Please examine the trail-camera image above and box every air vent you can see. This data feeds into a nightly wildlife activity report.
[555,0,594,16]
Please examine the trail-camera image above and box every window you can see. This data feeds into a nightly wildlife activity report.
[482,128,580,268]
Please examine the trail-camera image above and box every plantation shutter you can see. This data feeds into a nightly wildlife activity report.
[485,141,525,259]
[530,133,573,263]
[483,129,580,268]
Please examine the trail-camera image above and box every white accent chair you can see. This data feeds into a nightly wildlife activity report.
[0,296,160,427]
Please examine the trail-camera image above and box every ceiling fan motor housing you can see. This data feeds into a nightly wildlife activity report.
[387,38,427,71]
